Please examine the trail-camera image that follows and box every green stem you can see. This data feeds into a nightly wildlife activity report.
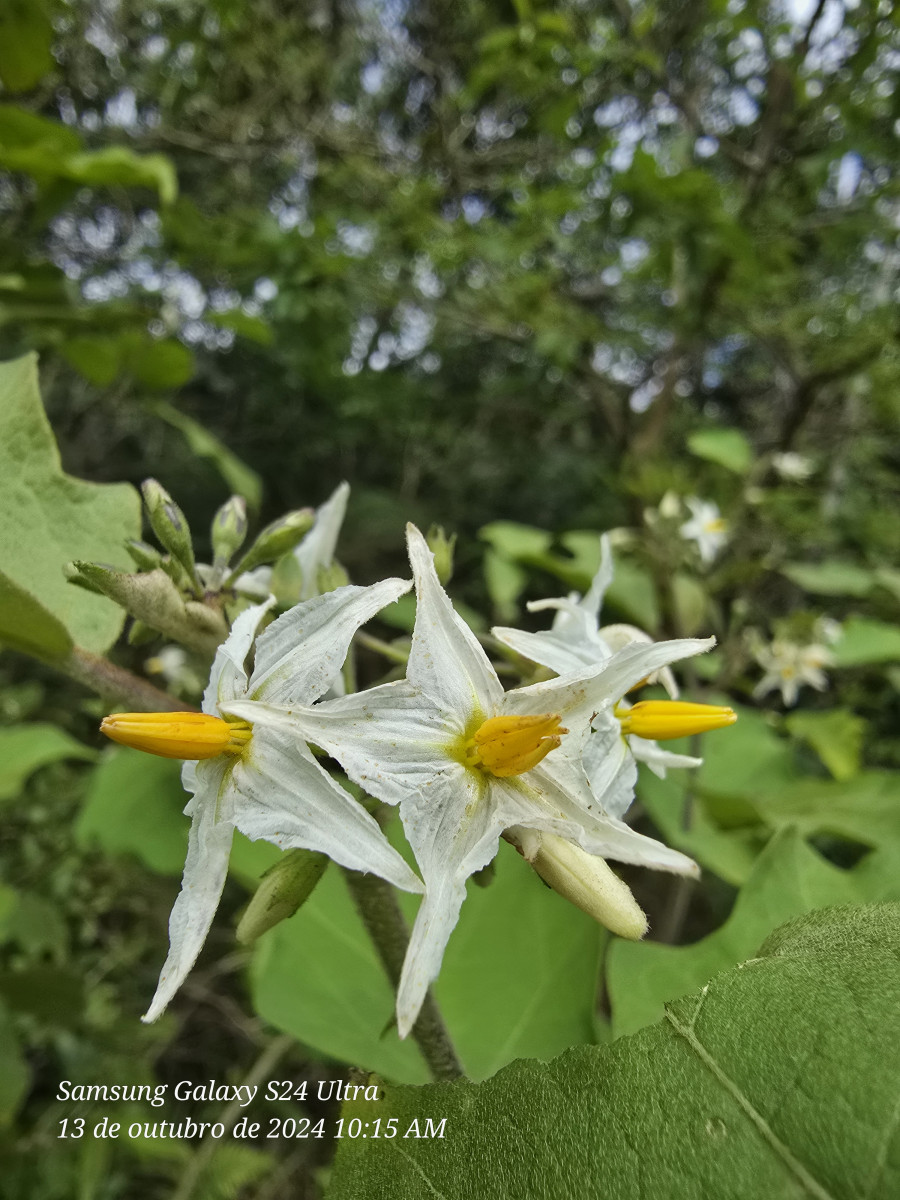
[354,629,410,664]
[61,646,197,712]
[343,868,463,1082]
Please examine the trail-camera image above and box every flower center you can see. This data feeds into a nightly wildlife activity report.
[615,700,736,741]
[100,712,252,760]
[463,713,567,778]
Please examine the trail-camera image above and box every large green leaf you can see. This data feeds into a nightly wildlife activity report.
[76,748,189,876]
[0,724,95,802]
[785,708,865,780]
[328,903,900,1200]
[606,828,879,1038]
[780,560,875,597]
[250,841,604,1083]
[0,354,141,654]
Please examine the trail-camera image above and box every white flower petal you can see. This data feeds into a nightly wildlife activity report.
[630,738,702,777]
[230,729,422,893]
[248,578,411,706]
[205,599,275,711]
[227,681,454,809]
[295,481,350,601]
[395,771,503,1037]
[580,532,614,617]
[143,757,234,1022]
[407,524,503,716]
[582,716,637,819]
[492,624,609,675]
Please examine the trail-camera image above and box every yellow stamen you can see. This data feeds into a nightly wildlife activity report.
[464,713,567,778]
[100,712,252,760]
[616,700,736,741]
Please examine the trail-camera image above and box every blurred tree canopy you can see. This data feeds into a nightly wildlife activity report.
[1,0,898,550]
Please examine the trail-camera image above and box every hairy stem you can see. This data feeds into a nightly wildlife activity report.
[343,868,463,1082]
[61,646,198,712]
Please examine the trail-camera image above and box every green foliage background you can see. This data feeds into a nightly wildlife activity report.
[1,0,899,1197]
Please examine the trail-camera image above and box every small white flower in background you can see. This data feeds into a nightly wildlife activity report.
[102,577,422,1022]
[752,636,833,707]
[679,497,728,564]
[145,646,206,696]
[771,452,814,482]
[234,526,716,1037]
[814,616,843,646]
[493,535,708,797]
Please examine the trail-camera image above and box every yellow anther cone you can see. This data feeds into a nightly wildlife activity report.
[100,711,251,760]
[466,713,567,778]
[617,700,736,741]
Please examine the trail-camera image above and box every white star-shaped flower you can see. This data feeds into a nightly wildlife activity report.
[680,497,728,564]
[752,637,832,707]
[102,577,422,1022]
[493,534,705,815]
[230,527,711,1037]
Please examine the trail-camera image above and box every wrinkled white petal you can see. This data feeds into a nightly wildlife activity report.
[230,728,422,893]
[295,481,350,601]
[580,532,614,617]
[493,623,610,675]
[205,598,275,711]
[407,524,503,716]
[143,757,233,1022]
[248,578,410,705]
[395,771,507,1038]
[582,715,637,819]
[227,682,454,809]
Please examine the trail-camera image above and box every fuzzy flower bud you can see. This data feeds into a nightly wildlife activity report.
[236,849,330,944]
[211,495,248,567]
[141,479,198,584]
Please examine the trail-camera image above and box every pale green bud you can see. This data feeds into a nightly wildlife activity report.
[141,479,198,584]
[510,828,648,939]
[316,560,350,595]
[124,539,163,572]
[211,496,248,566]
[426,525,456,585]
[236,849,329,944]
[227,508,314,579]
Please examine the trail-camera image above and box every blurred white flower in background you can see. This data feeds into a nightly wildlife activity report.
[771,452,814,482]
[679,497,728,564]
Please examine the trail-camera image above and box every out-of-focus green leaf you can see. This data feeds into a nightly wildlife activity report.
[785,708,865,780]
[124,336,194,389]
[150,401,263,510]
[830,617,900,666]
[607,829,865,1037]
[251,842,604,1083]
[479,520,553,561]
[672,571,708,634]
[0,724,94,802]
[0,1001,29,1127]
[206,309,274,346]
[638,768,762,886]
[0,105,81,155]
[60,336,122,386]
[697,703,801,821]
[0,1,54,93]
[602,558,660,631]
[0,353,140,654]
[483,548,527,622]
[687,427,753,474]
[780,561,875,597]
[328,903,900,1200]
[754,771,900,849]
[76,748,188,875]
[62,147,177,204]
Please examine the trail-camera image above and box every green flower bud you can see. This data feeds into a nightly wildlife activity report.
[227,508,314,579]
[141,479,198,585]
[211,495,248,567]
[316,560,350,595]
[124,539,163,572]
[427,525,457,585]
[236,849,329,944]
